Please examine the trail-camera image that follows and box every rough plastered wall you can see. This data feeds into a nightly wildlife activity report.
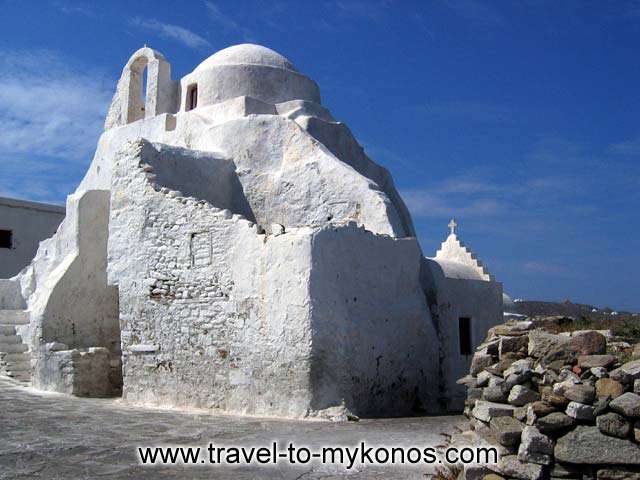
[27,189,120,392]
[422,259,503,412]
[108,140,315,417]
[308,227,441,417]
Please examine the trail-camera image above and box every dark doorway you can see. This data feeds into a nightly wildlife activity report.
[186,84,198,111]
[459,317,472,355]
[0,229,12,248]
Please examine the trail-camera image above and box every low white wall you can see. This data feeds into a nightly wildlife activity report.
[423,258,503,412]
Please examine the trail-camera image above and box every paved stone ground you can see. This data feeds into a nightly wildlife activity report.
[0,377,466,479]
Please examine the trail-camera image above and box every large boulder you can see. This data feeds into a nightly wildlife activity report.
[597,412,631,439]
[472,401,516,423]
[517,426,554,465]
[578,354,616,369]
[596,378,625,399]
[609,392,640,418]
[566,401,595,421]
[528,330,568,358]
[471,352,495,376]
[555,426,640,464]
[536,412,574,435]
[568,331,608,355]
[490,416,524,446]
[563,384,596,404]
[610,360,640,385]
[508,385,540,406]
[491,454,545,480]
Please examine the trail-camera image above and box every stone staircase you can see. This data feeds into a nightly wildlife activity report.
[0,310,31,384]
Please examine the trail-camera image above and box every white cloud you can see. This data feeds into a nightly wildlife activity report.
[401,188,504,218]
[0,49,113,161]
[204,1,254,40]
[130,18,211,49]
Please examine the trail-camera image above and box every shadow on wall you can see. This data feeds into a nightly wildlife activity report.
[308,226,441,418]
[143,142,256,224]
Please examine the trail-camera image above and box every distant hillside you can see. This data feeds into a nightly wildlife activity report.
[509,299,637,322]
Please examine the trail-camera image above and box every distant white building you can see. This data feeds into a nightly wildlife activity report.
[423,219,503,410]
[0,197,65,278]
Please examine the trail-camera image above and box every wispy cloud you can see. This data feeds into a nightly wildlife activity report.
[204,1,254,41]
[54,1,95,17]
[609,136,640,156]
[0,49,113,160]
[0,49,113,203]
[129,18,211,49]
[442,0,505,27]
[401,188,504,218]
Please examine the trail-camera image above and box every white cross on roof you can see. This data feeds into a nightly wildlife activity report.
[448,218,457,235]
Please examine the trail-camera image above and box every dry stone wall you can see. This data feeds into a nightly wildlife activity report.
[457,316,640,480]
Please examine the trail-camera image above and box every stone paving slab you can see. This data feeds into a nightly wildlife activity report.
[0,378,466,479]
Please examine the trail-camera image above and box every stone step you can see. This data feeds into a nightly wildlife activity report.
[3,362,31,372]
[0,326,16,336]
[0,334,21,345]
[0,343,28,353]
[0,310,29,325]
[0,352,29,362]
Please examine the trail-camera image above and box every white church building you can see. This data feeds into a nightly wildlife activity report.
[0,44,502,416]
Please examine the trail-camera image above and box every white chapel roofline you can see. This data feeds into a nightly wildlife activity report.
[433,218,494,282]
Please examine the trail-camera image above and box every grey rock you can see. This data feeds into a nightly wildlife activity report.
[565,401,595,421]
[536,412,575,435]
[635,379,640,394]
[563,384,596,404]
[491,454,544,480]
[484,384,509,403]
[549,462,581,478]
[490,416,524,446]
[591,367,608,378]
[517,426,554,465]
[457,375,477,387]
[472,400,516,423]
[471,353,495,375]
[528,330,569,359]
[514,406,528,422]
[466,387,484,406]
[504,358,534,378]
[500,335,529,356]
[555,426,640,464]
[610,360,640,384]
[597,412,631,439]
[596,467,640,480]
[578,354,616,369]
[509,385,540,406]
[477,370,500,388]
[505,372,533,390]
[609,392,640,418]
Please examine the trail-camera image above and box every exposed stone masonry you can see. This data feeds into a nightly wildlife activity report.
[457,316,640,480]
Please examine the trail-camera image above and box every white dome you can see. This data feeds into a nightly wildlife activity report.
[194,44,297,73]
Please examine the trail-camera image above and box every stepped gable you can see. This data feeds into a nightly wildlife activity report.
[434,218,494,281]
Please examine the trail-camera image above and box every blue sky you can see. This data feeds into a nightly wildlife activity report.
[0,1,639,310]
